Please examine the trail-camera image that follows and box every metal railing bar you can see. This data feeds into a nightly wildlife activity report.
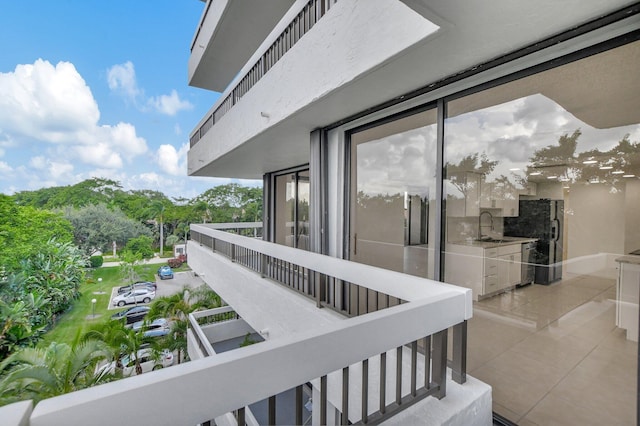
[452,320,467,384]
[411,340,418,397]
[321,375,327,425]
[395,346,402,405]
[341,367,349,426]
[432,330,447,400]
[379,352,386,415]
[296,385,303,425]
[362,359,369,424]
[268,395,276,425]
[238,407,245,426]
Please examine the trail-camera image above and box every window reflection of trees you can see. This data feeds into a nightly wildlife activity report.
[445,126,639,194]
[527,129,639,188]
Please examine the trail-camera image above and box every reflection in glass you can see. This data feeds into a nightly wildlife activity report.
[274,170,310,250]
[275,173,295,247]
[443,41,639,424]
[350,109,437,279]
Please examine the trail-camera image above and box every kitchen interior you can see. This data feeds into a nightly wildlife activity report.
[443,165,639,424]
[346,41,639,424]
[439,40,640,425]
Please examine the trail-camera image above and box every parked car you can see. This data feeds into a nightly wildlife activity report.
[157,265,174,280]
[112,288,155,307]
[97,348,174,377]
[131,318,171,338]
[110,305,150,325]
[117,281,157,295]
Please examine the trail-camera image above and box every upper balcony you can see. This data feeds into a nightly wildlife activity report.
[187,0,440,178]
[189,0,296,92]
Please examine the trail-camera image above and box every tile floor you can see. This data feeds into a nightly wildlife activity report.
[468,273,637,425]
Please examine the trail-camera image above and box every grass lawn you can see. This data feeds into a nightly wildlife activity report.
[38,263,159,347]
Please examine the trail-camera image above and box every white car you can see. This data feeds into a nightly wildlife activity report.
[98,348,174,377]
[112,288,155,307]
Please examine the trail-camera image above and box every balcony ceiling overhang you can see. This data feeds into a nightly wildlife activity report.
[189,0,639,179]
[189,0,295,92]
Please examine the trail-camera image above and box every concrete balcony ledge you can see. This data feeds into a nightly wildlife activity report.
[189,0,295,91]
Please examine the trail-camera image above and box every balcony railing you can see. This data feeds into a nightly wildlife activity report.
[192,226,408,317]
[0,224,471,426]
[188,306,243,358]
[190,0,339,148]
[187,224,472,424]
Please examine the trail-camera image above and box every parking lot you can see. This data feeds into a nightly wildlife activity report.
[107,271,205,310]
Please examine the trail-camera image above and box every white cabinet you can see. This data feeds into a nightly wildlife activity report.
[483,247,499,295]
[520,182,537,196]
[616,258,640,341]
[445,242,523,300]
[446,172,480,217]
[479,178,519,217]
[498,244,522,288]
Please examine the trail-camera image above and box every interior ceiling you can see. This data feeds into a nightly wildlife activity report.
[448,41,640,128]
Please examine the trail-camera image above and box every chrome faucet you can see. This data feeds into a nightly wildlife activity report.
[479,210,494,240]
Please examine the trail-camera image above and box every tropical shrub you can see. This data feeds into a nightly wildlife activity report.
[89,255,104,268]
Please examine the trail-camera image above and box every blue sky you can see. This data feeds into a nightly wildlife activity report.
[0,1,257,199]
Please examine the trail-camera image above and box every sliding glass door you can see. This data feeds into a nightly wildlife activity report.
[349,108,438,279]
[274,169,310,250]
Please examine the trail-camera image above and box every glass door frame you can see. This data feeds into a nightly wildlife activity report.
[269,165,311,249]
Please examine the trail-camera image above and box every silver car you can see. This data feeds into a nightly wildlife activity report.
[112,288,156,307]
[97,348,174,377]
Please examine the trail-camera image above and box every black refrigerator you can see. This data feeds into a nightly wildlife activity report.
[504,199,564,284]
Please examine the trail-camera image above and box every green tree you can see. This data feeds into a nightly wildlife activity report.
[12,178,121,210]
[148,285,221,364]
[20,240,88,317]
[62,203,152,255]
[0,195,74,274]
[147,200,167,256]
[165,234,180,248]
[0,338,111,405]
[82,320,156,376]
[0,289,48,359]
[191,183,263,224]
[118,251,143,284]
[123,236,155,260]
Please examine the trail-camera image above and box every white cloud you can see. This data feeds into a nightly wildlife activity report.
[107,62,192,117]
[29,156,47,170]
[0,60,99,143]
[148,90,193,116]
[106,61,140,101]
[0,59,148,175]
[49,161,74,178]
[156,143,188,176]
[0,161,13,174]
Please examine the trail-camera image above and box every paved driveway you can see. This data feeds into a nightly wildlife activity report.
[155,271,204,297]
[107,271,205,310]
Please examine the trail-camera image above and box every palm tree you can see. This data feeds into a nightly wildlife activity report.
[83,320,154,376]
[0,338,111,405]
[0,289,48,359]
[165,234,180,250]
[148,201,166,256]
[176,222,190,244]
[148,285,221,364]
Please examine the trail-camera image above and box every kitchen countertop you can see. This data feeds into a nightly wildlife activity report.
[615,255,640,265]
[449,236,538,248]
